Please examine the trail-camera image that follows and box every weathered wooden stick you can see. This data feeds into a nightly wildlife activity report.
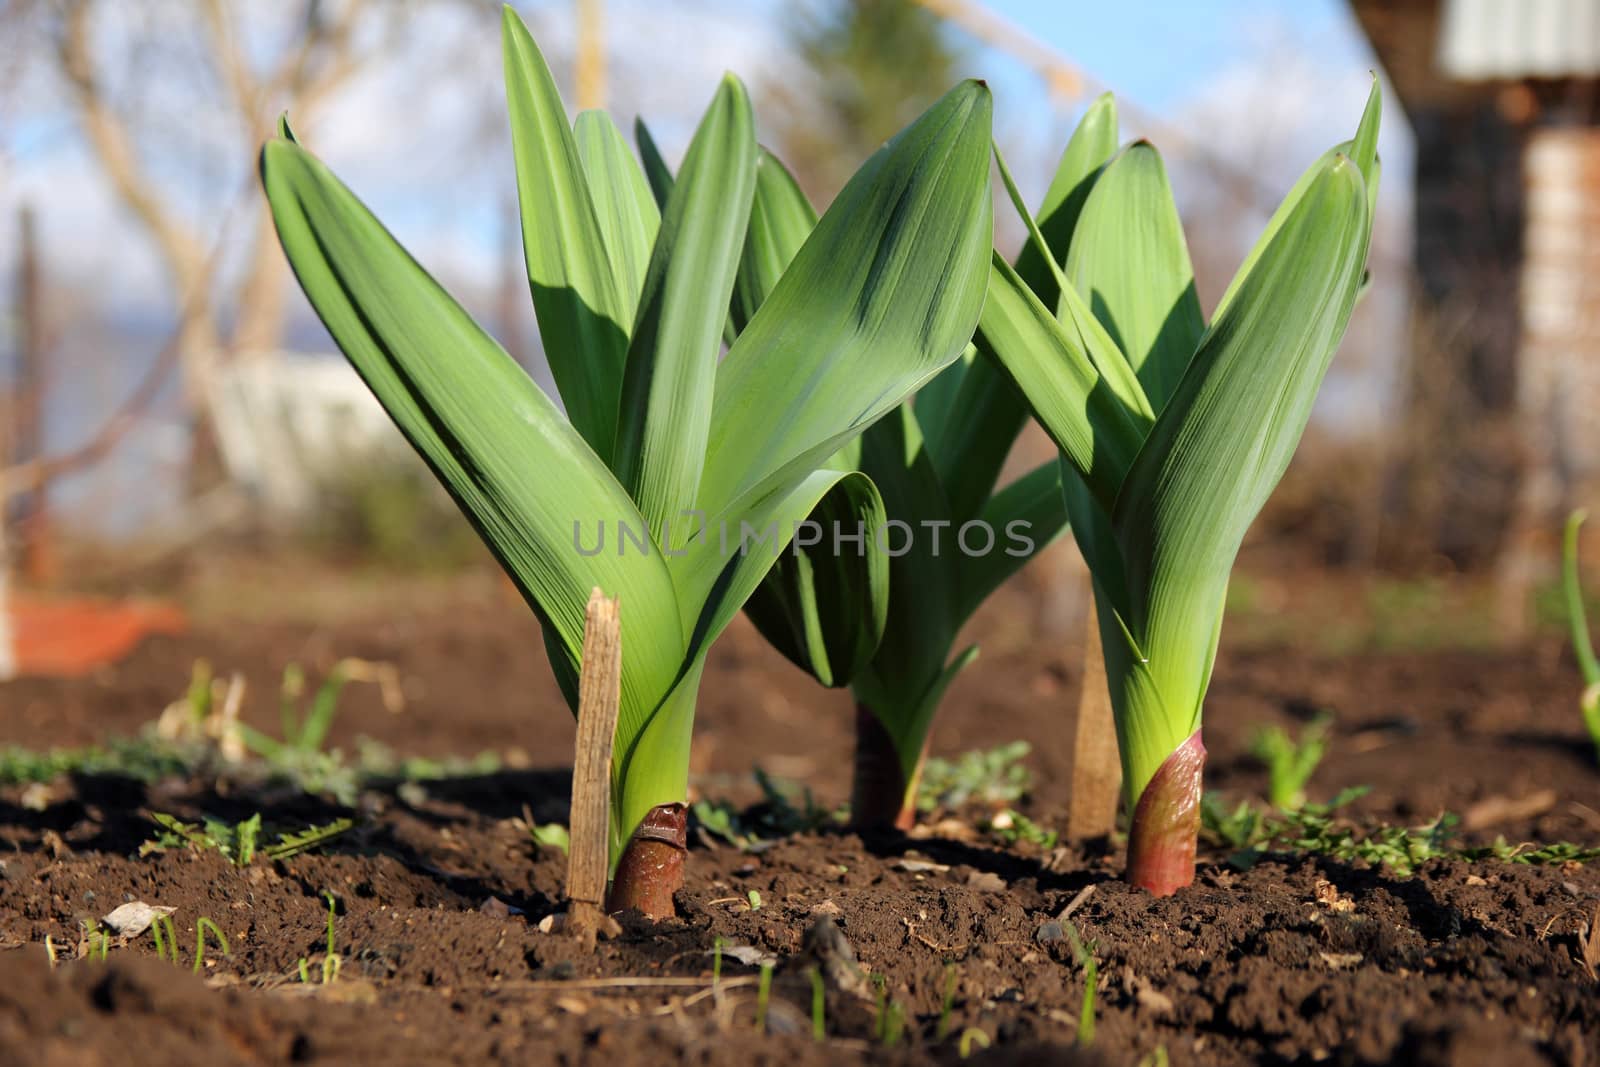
[1067,586,1122,841]
[566,587,621,945]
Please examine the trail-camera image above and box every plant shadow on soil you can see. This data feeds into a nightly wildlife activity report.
[1,583,1599,1065]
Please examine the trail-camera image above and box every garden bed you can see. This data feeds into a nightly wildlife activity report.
[1,577,1596,1065]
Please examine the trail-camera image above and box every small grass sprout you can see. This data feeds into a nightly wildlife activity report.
[192,918,230,975]
[1563,510,1600,761]
[1249,712,1334,810]
[958,1027,991,1058]
[746,889,762,911]
[141,812,351,864]
[755,961,774,1032]
[808,966,826,1041]
[1064,921,1098,1046]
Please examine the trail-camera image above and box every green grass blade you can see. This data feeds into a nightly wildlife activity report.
[574,110,660,324]
[1112,156,1371,765]
[1065,141,1205,413]
[502,8,631,456]
[612,75,757,538]
[260,136,686,739]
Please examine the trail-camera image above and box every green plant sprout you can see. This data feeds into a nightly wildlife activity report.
[1200,788,1600,874]
[755,962,774,1032]
[917,741,1033,814]
[1563,510,1600,760]
[150,914,178,963]
[712,936,725,990]
[959,1027,991,1058]
[192,918,230,976]
[982,81,1382,894]
[1064,922,1097,1046]
[746,889,762,912]
[808,967,827,1041]
[1249,712,1334,810]
[140,812,351,864]
[262,8,992,916]
[300,891,343,984]
[530,822,571,854]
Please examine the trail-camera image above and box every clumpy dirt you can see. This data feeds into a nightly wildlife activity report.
[1,573,1598,1065]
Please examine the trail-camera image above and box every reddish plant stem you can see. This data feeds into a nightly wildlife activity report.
[1125,730,1206,896]
[850,702,921,831]
[604,803,686,918]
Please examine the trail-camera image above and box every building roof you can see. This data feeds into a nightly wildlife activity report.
[1438,0,1600,80]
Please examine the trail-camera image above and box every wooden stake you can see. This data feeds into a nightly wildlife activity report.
[1066,585,1122,841]
[566,587,621,945]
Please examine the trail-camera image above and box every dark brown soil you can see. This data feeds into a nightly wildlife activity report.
[2,570,1598,1065]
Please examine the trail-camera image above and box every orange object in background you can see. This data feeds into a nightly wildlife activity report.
[2,594,185,679]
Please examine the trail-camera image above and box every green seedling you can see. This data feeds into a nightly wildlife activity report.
[530,822,571,854]
[1201,788,1600,874]
[959,1027,991,1058]
[301,891,343,984]
[149,914,179,964]
[712,937,725,989]
[990,808,1059,850]
[1249,712,1334,810]
[982,82,1382,894]
[755,962,774,1032]
[1563,511,1600,760]
[808,967,827,1041]
[192,918,230,975]
[1064,922,1097,1046]
[262,8,992,916]
[141,812,352,864]
[918,741,1033,813]
[746,889,762,912]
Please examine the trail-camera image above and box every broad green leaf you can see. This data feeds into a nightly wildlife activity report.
[1065,141,1204,412]
[259,137,685,737]
[977,253,1146,514]
[574,110,659,322]
[1214,80,1380,322]
[1018,92,1117,305]
[920,348,1028,524]
[741,471,888,687]
[688,80,994,613]
[612,75,757,537]
[953,459,1069,622]
[855,404,962,702]
[502,9,630,455]
[730,148,817,333]
[1113,157,1371,760]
